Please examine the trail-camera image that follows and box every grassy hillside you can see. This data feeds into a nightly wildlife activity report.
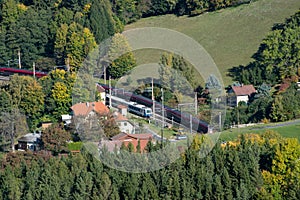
[125,0,300,85]
[219,120,300,142]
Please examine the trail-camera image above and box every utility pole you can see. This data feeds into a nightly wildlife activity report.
[18,49,21,69]
[195,92,198,115]
[33,62,35,78]
[104,65,107,85]
[102,57,108,85]
[237,107,240,133]
[66,57,70,72]
[190,114,192,134]
[219,112,222,132]
[152,78,155,121]
[161,88,164,146]
[109,76,112,108]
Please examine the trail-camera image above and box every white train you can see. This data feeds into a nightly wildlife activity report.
[106,94,152,118]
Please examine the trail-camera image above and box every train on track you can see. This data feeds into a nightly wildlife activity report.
[0,67,48,78]
[98,83,209,133]
[107,94,152,118]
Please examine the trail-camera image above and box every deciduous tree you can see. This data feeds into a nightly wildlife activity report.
[41,123,71,154]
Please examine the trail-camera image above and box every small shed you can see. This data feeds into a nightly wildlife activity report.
[18,132,41,151]
[117,104,128,116]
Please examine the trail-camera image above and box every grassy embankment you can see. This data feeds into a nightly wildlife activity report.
[219,120,300,142]
[126,0,300,86]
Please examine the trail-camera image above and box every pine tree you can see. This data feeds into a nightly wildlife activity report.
[88,0,117,43]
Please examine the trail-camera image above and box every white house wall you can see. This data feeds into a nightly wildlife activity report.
[236,95,249,106]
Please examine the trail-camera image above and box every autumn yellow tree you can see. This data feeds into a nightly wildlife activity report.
[8,75,44,129]
[54,22,97,72]
[39,69,75,122]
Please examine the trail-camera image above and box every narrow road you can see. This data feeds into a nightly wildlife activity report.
[250,118,300,130]
[143,125,177,143]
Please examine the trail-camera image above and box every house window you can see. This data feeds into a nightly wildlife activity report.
[124,122,127,126]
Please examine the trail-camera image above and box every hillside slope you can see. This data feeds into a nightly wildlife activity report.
[125,0,300,85]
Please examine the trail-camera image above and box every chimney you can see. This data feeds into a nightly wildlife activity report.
[86,102,89,107]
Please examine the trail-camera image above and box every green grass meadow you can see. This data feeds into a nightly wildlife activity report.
[126,0,300,85]
[219,121,300,142]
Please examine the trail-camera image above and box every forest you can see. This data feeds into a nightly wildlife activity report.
[0,131,299,199]
[0,0,253,71]
[0,0,299,199]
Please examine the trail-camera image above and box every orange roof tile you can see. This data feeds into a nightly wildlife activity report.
[111,132,128,141]
[127,133,153,140]
[232,85,256,96]
[71,102,109,117]
[113,112,128,121]
[117,104,128,109]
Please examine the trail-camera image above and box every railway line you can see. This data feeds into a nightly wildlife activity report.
[99,83,209,133]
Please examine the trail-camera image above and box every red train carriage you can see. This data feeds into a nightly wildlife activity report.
[0,67,48,78]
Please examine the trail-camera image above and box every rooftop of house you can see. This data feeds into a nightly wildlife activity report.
[113,111,129,122]
[18,133,41,143]
[231,84,256,96]
[99,140,123,152]
[111,132,153,141]
[71,101,109,117]
[100,132,153,153]
[117,104,128,109]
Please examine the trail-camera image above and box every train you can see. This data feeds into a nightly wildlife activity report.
[98,83,209,133]
[0,67,48,78]
[107,94,153,118]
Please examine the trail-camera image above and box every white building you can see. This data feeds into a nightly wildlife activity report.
[18,132,41,151]
[228,84,256,106]
[113,112,135,134]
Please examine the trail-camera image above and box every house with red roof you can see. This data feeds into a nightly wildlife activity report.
[113,111,135,134]
[96,84,106,105]
[228,84,256,106]
[98,132,153,153]
[71,101,109,117]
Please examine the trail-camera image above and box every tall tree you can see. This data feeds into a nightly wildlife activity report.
[39,69,75,122]
[107,33,136,79]
[8,75,44,129]
[0,108,28,152]
[41,123,71,154]
[55,22,97,71]
[88,0,121,43]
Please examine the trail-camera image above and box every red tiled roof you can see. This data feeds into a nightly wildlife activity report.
[232,85,256,96]
[117,104,127,109]
[71,101,109,116]
[99,140,123,152]
[113,112,128,121]
[127,133,153,140]
[111,132,128,141]
[122,139,149,152]
[110,132,153,152]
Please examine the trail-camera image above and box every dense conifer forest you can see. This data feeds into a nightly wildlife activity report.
[0,131,299,199]
[0,0,299,199]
